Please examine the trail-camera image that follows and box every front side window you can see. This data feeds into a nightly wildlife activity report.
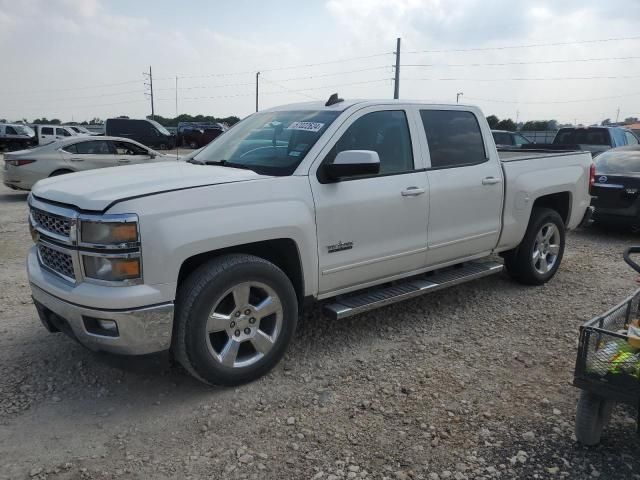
[514,134,531,146]
[56,128,71,137]
[421,110,486,169]
[5,126,17,135]
[625,131,639,145]
[323,110,414,175]
[75,140,112,154]
[112,140,148,155]
[193,110,341,176]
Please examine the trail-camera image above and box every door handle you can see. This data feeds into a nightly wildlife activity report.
[482,176,501,185]
[118,159,131,164]
[69,158,84,162]
[401,187,426,197]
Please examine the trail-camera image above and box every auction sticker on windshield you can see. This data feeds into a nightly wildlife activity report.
[288,121,324,132]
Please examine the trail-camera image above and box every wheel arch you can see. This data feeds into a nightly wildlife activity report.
[177,238,305,305]
[531,191,572,226]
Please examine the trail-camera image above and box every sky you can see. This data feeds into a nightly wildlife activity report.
[1,0,639,125]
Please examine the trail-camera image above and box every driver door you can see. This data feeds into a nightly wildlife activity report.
[309,107,429,295]
[110,140,155,165]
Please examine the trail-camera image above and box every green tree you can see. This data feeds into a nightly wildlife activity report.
[486,115,499,129]
[495,119,516,131]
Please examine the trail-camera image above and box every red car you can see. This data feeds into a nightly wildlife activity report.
[182,125,225,149]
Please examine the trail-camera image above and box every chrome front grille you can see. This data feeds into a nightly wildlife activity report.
[38,243,75,280]
[31,208,72,238]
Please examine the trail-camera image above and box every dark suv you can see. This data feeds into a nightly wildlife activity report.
[105,118,175,150]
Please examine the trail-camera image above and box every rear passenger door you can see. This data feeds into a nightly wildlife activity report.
[417,109,503,266]
[61,140,118,171]
[39,127,56,144]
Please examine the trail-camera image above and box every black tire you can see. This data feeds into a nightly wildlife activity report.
[49,169,73,177]
[575,391,614,446]
[504,207,565,285]
[173,254,298,386]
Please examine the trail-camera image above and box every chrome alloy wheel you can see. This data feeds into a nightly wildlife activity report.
[532,222,561,275]
[205,281,283,368]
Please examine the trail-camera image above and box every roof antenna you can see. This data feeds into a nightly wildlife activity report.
[325,93,344,107]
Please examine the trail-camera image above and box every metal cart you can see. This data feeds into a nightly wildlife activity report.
[573,247,640,445]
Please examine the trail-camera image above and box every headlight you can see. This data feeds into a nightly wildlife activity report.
[81,221,138,245]
[83,256,141,282]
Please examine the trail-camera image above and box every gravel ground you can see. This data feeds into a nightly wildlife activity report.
[1,182,639,480]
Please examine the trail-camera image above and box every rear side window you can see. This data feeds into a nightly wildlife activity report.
[112,140,148,155]
[554,128,611,146]
[420,110,486,169]
[5,126,17,135]
[41,127,54,135]
[75,140,112,154]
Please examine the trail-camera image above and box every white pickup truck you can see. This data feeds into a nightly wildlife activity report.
[26,98,594,385]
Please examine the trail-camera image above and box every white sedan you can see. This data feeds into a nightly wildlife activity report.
[3,136,175,190]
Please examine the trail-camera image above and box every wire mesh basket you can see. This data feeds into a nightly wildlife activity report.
[574,288,640,405]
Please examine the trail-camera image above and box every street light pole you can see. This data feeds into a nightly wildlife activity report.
[456,92,463,104]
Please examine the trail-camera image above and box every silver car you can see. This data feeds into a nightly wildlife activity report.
[3,136,173,191]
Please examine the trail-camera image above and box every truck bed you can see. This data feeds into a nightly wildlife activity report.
[498,149,586,162]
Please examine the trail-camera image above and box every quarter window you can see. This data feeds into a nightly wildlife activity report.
[420,110,487,169]
[62,144,78,153]
[325,110,414,175]
[625,131,639,145]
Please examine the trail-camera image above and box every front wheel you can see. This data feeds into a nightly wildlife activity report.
[173,254,298,386]
[504,207,565,285]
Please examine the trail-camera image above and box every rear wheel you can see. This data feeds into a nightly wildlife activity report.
[173,254,298,386]
[504,207,565,285]
[575,391,614,446]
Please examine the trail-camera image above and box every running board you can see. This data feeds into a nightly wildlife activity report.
[323,261,503,320]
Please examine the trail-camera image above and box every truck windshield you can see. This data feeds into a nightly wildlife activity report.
[14,125,35,136]
[148,119,171,136]
[192,110,341,175]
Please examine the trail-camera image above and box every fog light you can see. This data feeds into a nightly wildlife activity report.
[97,319,118,332]
[83,316,119,337]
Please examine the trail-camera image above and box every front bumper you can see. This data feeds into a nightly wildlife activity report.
[31,283,174,355]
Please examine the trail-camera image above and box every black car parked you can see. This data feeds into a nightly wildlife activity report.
[591,145,640,230]
[105,118,175,150]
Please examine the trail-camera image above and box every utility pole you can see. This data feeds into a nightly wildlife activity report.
[143,66,155,120]
[256,72,260,112]
[393,38,401,100]
[456,92,463,103]
[616,107,620,123]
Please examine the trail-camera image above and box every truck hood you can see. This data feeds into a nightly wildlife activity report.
[32,161,268,211]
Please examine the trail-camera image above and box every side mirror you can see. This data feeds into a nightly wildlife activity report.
[323,150,380,181]
[149,152,156,159]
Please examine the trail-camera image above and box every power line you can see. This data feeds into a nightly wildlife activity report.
[171,52,393,80]
[16,89,145,104]
[260,77,319,101]
[0,79,142,96]
[3,98,149,112]
[401,55,640,68]
[405,35,640,54]
[404,74,640,82]
[464,91,640,105]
